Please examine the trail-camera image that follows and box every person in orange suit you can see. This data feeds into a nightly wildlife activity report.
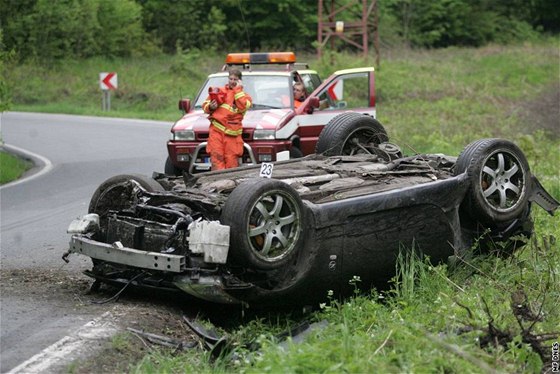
[202,69,252,170]
[293,82,306,109]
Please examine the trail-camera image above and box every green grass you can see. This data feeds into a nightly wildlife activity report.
[0,151,31,184]
[130,231,559,373]
[8,53,222,121]
[4,38,560,372]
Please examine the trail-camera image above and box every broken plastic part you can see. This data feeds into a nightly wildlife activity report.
[67,213,100,234]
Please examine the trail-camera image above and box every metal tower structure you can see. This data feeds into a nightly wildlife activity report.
[317,0,380,66]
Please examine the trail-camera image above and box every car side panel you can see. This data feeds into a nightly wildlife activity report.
[227,174,470,305]
[339,204,455,294]
[223,205,345,306]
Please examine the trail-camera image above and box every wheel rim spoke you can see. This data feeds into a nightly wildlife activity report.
[498,188,508,208]
[483,184,498,198]
[278,213,295,226]
[260,233,274,255]
[505,182,520,195]
[249,223,267,237]
[269,195,284,217]
[504,163,519,179]
[482,165,496,178]
[496,153,505,174]
[275,231,289,247]
[255,201,271,219]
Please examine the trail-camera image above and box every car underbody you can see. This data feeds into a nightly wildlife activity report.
[65,116,559,306]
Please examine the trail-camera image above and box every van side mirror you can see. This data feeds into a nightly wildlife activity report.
[178,99,191,113]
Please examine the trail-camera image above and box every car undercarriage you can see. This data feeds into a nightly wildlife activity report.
[65,115,559,306]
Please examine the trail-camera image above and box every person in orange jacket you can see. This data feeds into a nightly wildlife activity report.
[202,69,252,170]
[293,82,306,109]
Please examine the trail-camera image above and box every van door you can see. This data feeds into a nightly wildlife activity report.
[290,68,376,156]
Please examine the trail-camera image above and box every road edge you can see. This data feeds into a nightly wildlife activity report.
[6,311,119,374]
[0,143,53,190]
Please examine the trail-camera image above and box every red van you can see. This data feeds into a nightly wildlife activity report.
[166,52,376,174]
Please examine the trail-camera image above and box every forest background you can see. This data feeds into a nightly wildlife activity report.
[1,0,559,61]
[1,0,559,114]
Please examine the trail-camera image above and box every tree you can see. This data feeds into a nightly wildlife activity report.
[0,30,13,112]
[139,0,317,52]
[1,0,152,60]
[219,0,317,51]
[385,0,543,47]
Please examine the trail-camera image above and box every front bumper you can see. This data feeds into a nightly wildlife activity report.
[167,140,293,173]
[69,235,243,304]
[69,236,186,272]
[188,141,258,173]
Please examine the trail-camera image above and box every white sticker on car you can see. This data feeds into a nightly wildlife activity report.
[259,163,274,178]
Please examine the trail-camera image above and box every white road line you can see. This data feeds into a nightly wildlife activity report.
[0,143,53,190]
[7,311,119,374]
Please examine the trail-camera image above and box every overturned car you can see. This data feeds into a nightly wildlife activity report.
[66,113,559,306]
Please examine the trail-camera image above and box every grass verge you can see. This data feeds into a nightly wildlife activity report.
[0,150,32,184]
[128,227,558,373]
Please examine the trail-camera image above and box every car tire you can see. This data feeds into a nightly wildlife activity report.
[455,139,531,225]
[88,174,165,216]
[164,156,182,176]
[289,146,303,159]
[315,112,388,156]
[454,138,489,175]
[221,178,304,271]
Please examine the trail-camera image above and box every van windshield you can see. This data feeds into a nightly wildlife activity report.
[194,75,293,110]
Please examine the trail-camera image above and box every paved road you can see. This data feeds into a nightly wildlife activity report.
[0,112,172,372]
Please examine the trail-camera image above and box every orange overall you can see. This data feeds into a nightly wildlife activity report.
[202,85,252,170]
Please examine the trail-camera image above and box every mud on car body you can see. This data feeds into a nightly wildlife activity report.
[67,115,559,306]
[166,51,376,175]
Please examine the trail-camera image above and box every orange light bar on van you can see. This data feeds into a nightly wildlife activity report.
[225,52,296,65]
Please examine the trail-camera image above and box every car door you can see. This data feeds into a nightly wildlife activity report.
[297,70,322,94]
[293,67,376,155]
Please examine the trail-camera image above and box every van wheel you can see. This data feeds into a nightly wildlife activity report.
[289,147,303,159]
[165,156,182,176]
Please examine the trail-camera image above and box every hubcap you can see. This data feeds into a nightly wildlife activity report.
[248,192,301,261]
[480,151,525,212]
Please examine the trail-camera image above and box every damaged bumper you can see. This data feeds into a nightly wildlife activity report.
[69,235,186,273]
[66,216,243,304]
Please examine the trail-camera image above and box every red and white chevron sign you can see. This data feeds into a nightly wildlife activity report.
[99,72,118,90]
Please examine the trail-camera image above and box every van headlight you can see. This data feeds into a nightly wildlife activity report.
[173,130,195,141]
[253,130,275,140]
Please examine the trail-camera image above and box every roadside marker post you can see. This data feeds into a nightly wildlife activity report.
[99,72,117,111]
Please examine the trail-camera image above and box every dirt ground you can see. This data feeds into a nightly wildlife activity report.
[0,268,210,372]
[518,84,560,139]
